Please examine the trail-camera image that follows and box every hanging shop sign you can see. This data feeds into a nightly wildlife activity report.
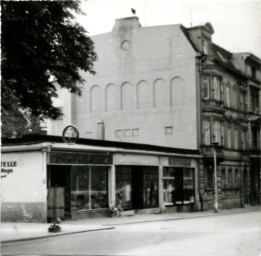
[62,125,79,144]
[49,151,112,165]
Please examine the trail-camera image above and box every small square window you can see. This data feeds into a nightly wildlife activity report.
[115,130,122,137]
[165,126,173,135]
[132,128,139,136]
[123,129,131,137]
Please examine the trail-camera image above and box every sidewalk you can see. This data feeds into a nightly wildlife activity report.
[1,205,260,243]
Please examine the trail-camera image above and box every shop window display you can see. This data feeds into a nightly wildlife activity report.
[143,167,158,208]
[71,166,108,211]
[163,167,194,206]
[163,168,175,206]
[116,166,132,210]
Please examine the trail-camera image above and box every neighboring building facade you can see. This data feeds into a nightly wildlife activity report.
[7,17,259,222]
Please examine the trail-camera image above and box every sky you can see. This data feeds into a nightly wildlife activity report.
[76,0,261,58]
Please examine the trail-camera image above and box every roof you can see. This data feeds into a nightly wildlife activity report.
[2,134,200,156]
[211,43,237,69]
[206,44,248,79]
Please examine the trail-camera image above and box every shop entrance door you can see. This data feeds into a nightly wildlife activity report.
[47,165,71,217]
[132,166,159,210]
[175,168,184,204]
[116,165,159,211]
[132,166,143,209]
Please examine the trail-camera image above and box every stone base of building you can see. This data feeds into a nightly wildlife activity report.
[219,197,242,209]
[71,209,109,220]
[202,196,243,211]
[1,202,47,222]
[136,208,160,214]
[176,204,194,212]
[164,206,178,213]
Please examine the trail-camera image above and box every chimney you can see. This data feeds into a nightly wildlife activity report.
[112,16,141,33]
[97,121,105,140]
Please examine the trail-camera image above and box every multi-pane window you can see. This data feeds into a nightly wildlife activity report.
[228,169,233,188]
[221,168,226,188]
[163,168,175,206]
[116,167,132,211]
[71,166,108,211]
[202,120,210,145]
[241,130,247,150]
[226,84,231,107]
[163,168,194,205]
[235,169,240,188]
[251,91,259,114]
[251,66,256,79]
[234,128,239,149]
[202,75,210,99]
[213,76,221,101]
[221,124,225,146]
[227,127,232,149]
[251,127,260,149]
[232,84,237,108]
[214,121,221,144]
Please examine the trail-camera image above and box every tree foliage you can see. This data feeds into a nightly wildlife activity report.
[1,0,97,137]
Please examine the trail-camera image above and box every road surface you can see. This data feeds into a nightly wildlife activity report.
[2,211,261,256]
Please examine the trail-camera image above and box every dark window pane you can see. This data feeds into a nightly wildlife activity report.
[116,166,132,210]
[90,166,108,209]
[71,166,90,211]
[143,167,158,208]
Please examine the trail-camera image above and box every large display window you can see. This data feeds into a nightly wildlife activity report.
[143,167,158,208]
[116,166,132,210]
[163,167,194,206]
[71,166,108,211]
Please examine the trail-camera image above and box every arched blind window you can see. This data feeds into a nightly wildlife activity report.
[90,85,102,113]
[171,77,183,107]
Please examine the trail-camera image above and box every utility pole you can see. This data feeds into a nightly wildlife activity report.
[212,142,219,213]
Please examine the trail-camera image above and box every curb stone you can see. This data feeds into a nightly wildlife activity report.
[2,226,114,244]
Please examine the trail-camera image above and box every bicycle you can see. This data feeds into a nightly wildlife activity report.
[109,201,122,217]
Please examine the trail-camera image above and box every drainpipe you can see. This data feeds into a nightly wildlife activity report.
[196,53,207,211]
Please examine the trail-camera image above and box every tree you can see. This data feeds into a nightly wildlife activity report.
[1,0,97,137]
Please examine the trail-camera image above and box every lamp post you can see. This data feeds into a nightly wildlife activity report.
[211,142,219,213]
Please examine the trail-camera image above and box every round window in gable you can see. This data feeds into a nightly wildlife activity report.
[121,40,131,51]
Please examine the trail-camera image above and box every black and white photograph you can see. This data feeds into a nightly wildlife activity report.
[1,0,261,255]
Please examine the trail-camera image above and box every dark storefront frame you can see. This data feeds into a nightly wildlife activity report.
[47,151,112,218]
[116,165,159,211]
[163,167,195,206]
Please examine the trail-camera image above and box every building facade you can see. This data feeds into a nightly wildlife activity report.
[1,135,200,221]
[47,17,261,211]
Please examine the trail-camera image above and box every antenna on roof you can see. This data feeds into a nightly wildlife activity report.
[190,7,193,27]
[144,0,147,26]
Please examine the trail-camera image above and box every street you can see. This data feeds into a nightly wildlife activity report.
[2,211,261,256]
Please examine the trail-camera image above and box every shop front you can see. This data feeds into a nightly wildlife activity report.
[47,150,112,219]
[2,134,201,222]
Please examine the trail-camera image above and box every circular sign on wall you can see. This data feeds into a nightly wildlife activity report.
[62,125,79,144]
